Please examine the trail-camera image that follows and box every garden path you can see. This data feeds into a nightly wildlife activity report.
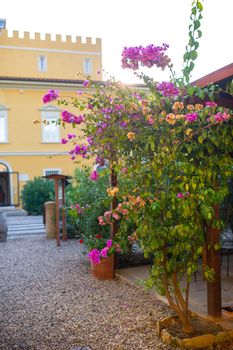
[0,235,172,350]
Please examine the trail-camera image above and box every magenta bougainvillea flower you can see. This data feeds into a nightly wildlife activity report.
[83,80,89,87]
[42,89,59,103]
[184,113,198,123]
[156,82,179,97]
[61,111,84,125]
[214,112,230,122]
[100,247,109,258]
[67,133,76,139]
[205,101,217,108]
[61,138,68,144]
[121,44,170,71]
[88,249,101,264]
[106,239,113,249]
[90,170,99,181]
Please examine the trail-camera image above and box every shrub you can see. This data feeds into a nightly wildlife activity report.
[21,177,54,215]
[66,167,111,240]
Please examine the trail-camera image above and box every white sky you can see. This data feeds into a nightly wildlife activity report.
[1,0,232,84]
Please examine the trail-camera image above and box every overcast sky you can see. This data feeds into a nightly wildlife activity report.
[1,0,232,83]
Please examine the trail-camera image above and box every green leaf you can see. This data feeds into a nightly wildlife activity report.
[197,1,203,11]
[190,51,198,60]
[198,135,203,144]
[189,61,195,72]
[191,7,197,15]
[183,52,191,61]
[194,42,199,50]
[189,37,195,47]
[194,20,201,30]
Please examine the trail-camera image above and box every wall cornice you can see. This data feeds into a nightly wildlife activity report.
[0,151,69,156]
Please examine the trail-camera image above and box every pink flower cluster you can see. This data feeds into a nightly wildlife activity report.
[205,101,217,108]
[69,144,88,159]
[87,136,94,145]
[98,203,129,226]
[61,133,76,144]
[61,111,84,125]
[121,44,171,70]
[185,113,198,123]
[83,80,89,87]
[42,90,59,103]
[88,239,113,264]
[90,170,98,181]
[71,203,83,214]
[177,192,190,199]
[214,112,230,122]
[156,82,179,97]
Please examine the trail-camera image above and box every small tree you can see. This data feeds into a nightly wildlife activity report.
[41,0,233,333]
[21,177,54,215]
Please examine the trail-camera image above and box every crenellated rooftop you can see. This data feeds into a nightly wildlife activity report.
[0,29,101,52]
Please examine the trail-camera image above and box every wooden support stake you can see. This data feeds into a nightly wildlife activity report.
[205,205,222,318]
[110,169,118,238]
[61,180,67,241]
[54,179,61,247]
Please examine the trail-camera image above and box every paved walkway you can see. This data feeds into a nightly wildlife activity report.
[116,263,233,330]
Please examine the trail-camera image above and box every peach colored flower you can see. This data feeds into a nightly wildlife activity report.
[185,128,193,136]
[127,132,136,141]
[166,113,176,125]
[175,114,184,120]
[172,102,184,111]
[107,187,119,197]
[195,104,203,111]
[187,104,194,111]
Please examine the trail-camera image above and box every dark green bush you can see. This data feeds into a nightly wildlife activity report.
[21,177,54,215]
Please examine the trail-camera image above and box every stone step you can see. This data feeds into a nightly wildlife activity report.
[0,208,27,216]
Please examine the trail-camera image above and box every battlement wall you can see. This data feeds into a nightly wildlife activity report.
[0,29,101,52]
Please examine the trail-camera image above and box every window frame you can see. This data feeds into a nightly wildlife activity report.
[38,55,48,72]
[0,107,8,143]
[41,108,60,143]
[83,58,92,75]
[43,168,62,177]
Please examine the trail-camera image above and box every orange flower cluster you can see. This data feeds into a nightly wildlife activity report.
[165,113,184,125]
[107,187,119,197]
[127,132,136,141]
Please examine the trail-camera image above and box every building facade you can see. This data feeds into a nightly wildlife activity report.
[0,24,102,206]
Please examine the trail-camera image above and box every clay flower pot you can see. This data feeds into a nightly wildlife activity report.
[91,255,114,280]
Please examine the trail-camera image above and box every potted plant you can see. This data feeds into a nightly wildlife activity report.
[80,235,121,280]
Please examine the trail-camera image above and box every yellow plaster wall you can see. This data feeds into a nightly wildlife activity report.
[0,154,93,201]
[0,88,86,152]
[0,29,102,80]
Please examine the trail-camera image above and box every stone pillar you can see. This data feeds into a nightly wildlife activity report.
[44,201,56,239]
[0,211,7,242]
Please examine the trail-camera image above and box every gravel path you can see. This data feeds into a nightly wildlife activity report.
[0,236,172,350]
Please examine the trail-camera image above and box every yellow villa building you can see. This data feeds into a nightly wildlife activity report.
[0,19,102,207]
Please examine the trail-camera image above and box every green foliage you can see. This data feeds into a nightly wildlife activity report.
[48,0,233,332]
[66,167,111,242]
[182,0,203,84]
[21,177,54,215]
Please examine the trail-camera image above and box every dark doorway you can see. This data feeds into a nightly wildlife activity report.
[0,163,19,206]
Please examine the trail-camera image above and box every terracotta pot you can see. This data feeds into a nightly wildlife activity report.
[91,255,114,280]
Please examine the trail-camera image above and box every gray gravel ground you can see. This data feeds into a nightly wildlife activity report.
[0,236,173,350]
